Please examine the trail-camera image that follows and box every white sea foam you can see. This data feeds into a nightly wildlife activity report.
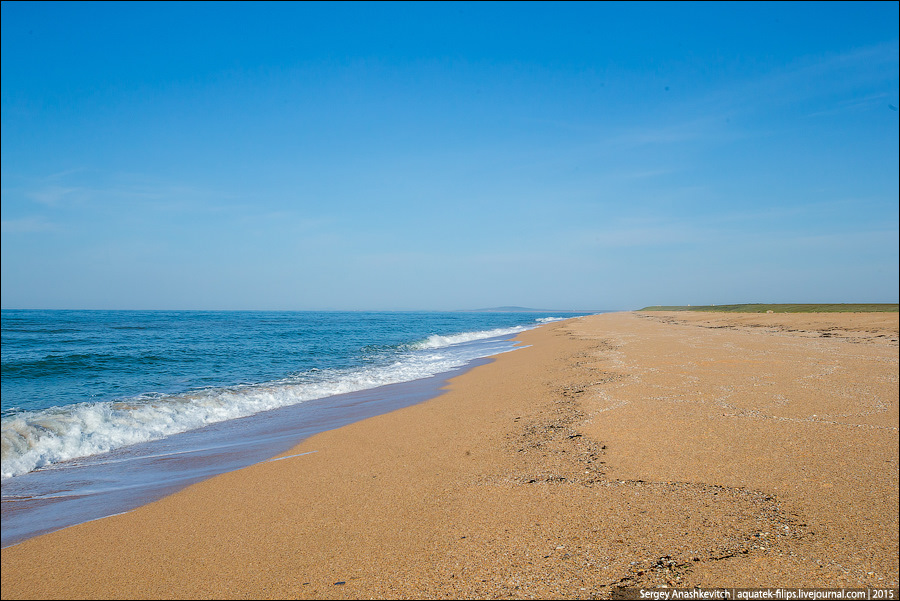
[411,326,530,350]
[0,327,529,479]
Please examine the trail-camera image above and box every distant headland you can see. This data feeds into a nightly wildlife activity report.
[464,306,606,313]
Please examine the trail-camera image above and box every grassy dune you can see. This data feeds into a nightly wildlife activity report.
[639,303,899,313]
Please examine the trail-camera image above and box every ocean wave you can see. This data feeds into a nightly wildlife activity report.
[410,326,530,350]
[2,352,176,379]
[0,328,528,479]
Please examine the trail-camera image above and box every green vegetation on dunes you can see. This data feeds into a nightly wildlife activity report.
[639,304,899,313]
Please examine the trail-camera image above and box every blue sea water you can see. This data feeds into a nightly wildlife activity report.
[1,310,590,546]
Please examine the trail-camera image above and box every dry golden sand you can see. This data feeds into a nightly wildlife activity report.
[2,311,898,599]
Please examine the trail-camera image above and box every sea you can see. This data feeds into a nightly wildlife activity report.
[0,309,592,547]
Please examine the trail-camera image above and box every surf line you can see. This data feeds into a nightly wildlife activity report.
[266,450,319,462]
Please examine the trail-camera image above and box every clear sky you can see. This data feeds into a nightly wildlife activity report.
[2,1,898,311]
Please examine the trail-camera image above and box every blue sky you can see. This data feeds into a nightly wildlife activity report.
[2,1,898,310]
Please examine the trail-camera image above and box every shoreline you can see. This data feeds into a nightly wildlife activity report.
[0,356,501,549]
[2,311,897,598]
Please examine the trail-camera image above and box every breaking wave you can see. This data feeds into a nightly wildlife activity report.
[1,325,535,479]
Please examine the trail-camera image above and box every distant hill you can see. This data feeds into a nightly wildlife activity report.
[466,306,603,313]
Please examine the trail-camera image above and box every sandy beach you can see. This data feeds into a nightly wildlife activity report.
[2,311,897,599]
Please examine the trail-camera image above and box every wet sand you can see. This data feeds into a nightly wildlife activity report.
[2,311,897,599]
[0,364,492,549]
